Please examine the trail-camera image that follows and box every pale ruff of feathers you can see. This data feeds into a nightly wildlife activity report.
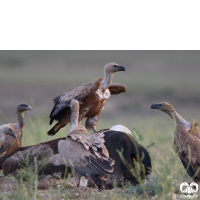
[96,88,110,100]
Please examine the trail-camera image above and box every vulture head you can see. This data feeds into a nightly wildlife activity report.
[151,102,175,114]
[0,125,17,142]
[17,102,32,113]
[105,62,126,73]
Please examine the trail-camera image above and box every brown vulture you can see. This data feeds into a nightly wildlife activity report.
[48,62,126,135]
[0,125,17,149]
[0,102,32,157]
[151,102,200,184]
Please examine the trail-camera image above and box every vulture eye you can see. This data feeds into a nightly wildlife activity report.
[158,104,162,107]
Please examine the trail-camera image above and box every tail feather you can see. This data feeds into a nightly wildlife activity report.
[50,118,54,125]
[47,128,57,136]
[90,156,114,173]
[47,121,66,136]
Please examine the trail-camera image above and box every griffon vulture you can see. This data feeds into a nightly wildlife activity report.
[151,102,200,183]
[103,128,152,187]
[58,99,114,186]
[0,102,32,157]
[1,137,68,176]
[0,125,17,148]
[48,62,126,135]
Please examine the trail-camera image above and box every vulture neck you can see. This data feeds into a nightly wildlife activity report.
[70,100,79,129]
[16,110,25,129]
[0,134,5,143]
[167,110,191,131]
[100,70,113,90]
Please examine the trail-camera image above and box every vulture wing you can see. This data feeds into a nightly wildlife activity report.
[49,84,91,125]
[58,138,114,178]
[108,83,126,94]
[48,84,91,135]
[68,130,114,165]
[58,130,114,181]
[175,124,200,180]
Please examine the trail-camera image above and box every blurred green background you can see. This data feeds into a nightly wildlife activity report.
[0,51,200,158]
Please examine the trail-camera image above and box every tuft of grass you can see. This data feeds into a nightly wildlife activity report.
[131,125,155,149]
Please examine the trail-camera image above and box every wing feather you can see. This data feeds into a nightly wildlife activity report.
[49,85,91,125]
[58,131,114,181]
[75,156,112,177]
[175,124,200,179]
[108,83,126,95]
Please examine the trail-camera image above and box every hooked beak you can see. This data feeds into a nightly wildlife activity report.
[150,104,159,109]
[119,66,126,71]
[27,105,32,110]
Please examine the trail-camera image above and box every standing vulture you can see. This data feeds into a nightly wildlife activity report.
[0,102,32,157]
[48,62,126,135]
[151,102,200,183]
[58,99,114,186]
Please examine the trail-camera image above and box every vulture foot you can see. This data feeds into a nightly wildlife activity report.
[92,127,97,133]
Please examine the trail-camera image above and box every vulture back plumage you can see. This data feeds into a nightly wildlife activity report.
[103,130,152,187]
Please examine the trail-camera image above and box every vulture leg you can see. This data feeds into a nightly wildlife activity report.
[79,176,88,187]
[92,127,97,133]
[71,172,81,187]
[85,173,98,189]
[85,115,99,132]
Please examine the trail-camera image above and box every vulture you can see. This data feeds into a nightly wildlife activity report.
[0,125,17,148]
[0,102,32,157]
[58,99,115,186]
[0,127,152,188]
[103,128,152,187]
[1,137,68,177]
[151,102,200,183]
[48,62,126,135]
